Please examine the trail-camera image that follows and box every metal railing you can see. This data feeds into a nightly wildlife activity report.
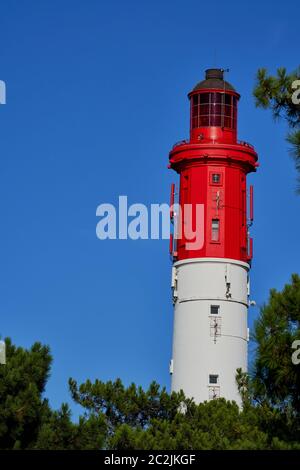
[172,139,255,149]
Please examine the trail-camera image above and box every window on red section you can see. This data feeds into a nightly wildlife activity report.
[211,219,220,242]
[212,173,221,184]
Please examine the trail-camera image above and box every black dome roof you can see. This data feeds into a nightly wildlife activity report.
[192,68,236,92]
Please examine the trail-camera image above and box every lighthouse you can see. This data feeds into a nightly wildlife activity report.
[169,69,258,406]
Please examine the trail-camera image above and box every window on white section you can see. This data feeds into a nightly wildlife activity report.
[211,219,220,241]
[209,374,219,385]
[210,305,220,315]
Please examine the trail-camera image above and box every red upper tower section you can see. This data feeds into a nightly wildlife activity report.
[169,69,258,264]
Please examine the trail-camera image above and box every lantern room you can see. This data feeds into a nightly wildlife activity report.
[189,68,240,144]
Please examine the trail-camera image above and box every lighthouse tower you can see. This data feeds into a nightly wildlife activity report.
[169,69,258,405]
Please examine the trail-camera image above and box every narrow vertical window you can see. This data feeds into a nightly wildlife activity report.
[211,219,220,242]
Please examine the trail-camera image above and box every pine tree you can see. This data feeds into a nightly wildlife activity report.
[0,338,106,450]
[252,275,300,416]
[253,67,300,191]
[69,377,299,449]
[0,338,52,449]
[237,274,300,443]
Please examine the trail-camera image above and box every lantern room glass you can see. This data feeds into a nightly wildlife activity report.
[191,92,237,130]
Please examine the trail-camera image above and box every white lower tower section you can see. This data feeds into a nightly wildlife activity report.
[170,258,249,407]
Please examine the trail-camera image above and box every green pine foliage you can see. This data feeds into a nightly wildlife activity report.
[0,338,106,450]
[0,338,51,449]
[68,379,300,450]
[253,67,300,191]
[34,404,106,450]
[253,274,300,413]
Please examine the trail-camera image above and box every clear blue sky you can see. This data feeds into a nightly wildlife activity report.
[0,0,299,416]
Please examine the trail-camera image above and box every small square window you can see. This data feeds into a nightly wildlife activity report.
[212,173,221,184]
[209,374,219,385]
[210,305,220,315]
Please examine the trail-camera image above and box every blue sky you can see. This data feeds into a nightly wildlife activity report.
[0,0,299,416]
